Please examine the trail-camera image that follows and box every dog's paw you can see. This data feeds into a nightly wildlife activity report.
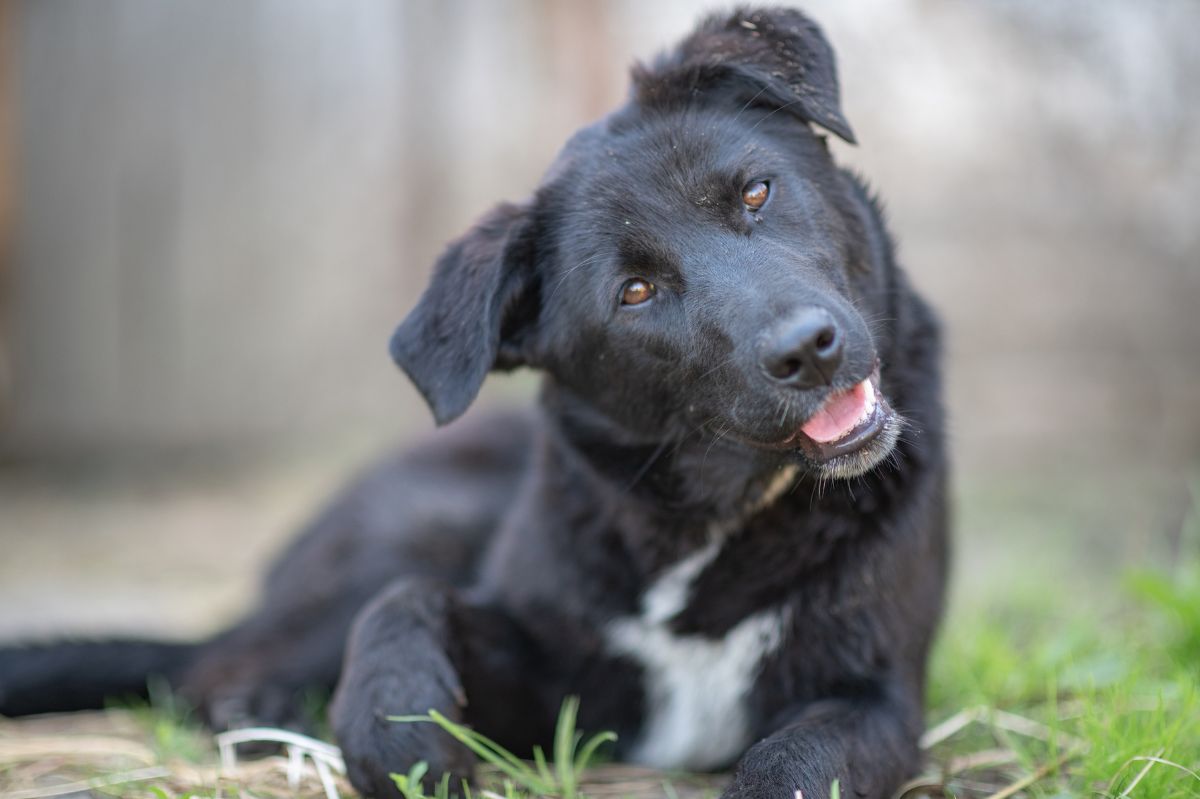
[332,699,474,799]
[720,784,818,799]
[197,679,313,732]
[179,649,318,734]
[719,769,843,799]
[330,578,478,797]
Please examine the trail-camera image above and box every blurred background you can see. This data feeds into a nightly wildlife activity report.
[0,0,1197,642]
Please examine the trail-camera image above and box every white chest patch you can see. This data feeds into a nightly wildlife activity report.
[604,538,789,771]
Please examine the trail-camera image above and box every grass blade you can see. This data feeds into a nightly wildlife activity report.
[554,698,580,799]
[573,731,618,774]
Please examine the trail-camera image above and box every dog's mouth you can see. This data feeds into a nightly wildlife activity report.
[783,368,893,462]
[701,365,899,477]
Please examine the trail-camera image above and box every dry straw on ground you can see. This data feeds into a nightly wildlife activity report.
[0,705,1125,799]
[0,710,725,799]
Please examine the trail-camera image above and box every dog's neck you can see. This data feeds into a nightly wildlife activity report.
[538,382,785,515]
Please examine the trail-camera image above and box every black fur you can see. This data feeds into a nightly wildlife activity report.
[0,640,196,715]
[0,8,947,799]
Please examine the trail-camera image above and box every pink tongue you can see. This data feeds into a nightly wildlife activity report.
[801,380,871,443]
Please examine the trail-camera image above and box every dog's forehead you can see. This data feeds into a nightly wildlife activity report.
[547,114,781,250]
[597,115,751,194]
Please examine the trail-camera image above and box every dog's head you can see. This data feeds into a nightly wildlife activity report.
[391,8,902,480]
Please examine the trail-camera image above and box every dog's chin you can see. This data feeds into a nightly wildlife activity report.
[738,369,902,479]
[794,406,902,480]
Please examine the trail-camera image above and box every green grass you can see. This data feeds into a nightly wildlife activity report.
[125,675,211,764]
[921,481,1200,798]
[387,697,618,799]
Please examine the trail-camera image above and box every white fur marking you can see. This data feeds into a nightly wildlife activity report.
[606,529,789,770]
[608,602,787,770]
[641,539,721,625]
[605,467,797,770]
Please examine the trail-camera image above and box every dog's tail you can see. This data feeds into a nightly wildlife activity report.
[0,639,199,716]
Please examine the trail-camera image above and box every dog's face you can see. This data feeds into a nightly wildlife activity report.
[391,8,900,480]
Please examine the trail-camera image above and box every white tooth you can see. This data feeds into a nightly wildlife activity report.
[860,378,876,422]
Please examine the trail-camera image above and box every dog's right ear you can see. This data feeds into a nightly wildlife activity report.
[389,202,539,426]
[635,7,856,144]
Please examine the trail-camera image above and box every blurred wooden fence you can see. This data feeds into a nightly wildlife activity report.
[3,0,1198,472]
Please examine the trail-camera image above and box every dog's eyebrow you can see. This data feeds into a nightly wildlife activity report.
[617,237,685,286]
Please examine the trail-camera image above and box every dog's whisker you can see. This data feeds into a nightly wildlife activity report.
[700,421,734,477]
[623,436,676,493]
[695,354,738,384]
[731,82,772,124]
[544,252,608,305]
[743,97,805,137]
[666,414,720,468]
[728,396,743,428]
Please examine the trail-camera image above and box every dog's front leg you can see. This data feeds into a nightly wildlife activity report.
[722,689,922,799]
[330,578,545,799]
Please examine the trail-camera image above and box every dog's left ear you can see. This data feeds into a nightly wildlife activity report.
[389,202,540,426]
[636,7,856,144]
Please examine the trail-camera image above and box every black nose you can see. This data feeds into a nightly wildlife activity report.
[760,307,843,387]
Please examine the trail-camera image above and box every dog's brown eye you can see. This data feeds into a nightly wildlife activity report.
[620,278,656,306]
[742,180,770,210]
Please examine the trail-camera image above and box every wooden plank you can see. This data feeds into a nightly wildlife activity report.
[0,0,12,422]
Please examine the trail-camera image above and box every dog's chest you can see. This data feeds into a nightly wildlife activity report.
[603,539,788,771]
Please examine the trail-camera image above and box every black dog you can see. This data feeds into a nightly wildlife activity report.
[1,8,947,799]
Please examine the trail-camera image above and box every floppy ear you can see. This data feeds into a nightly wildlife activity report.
[635,6,856,144]
[389,202,540,426]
